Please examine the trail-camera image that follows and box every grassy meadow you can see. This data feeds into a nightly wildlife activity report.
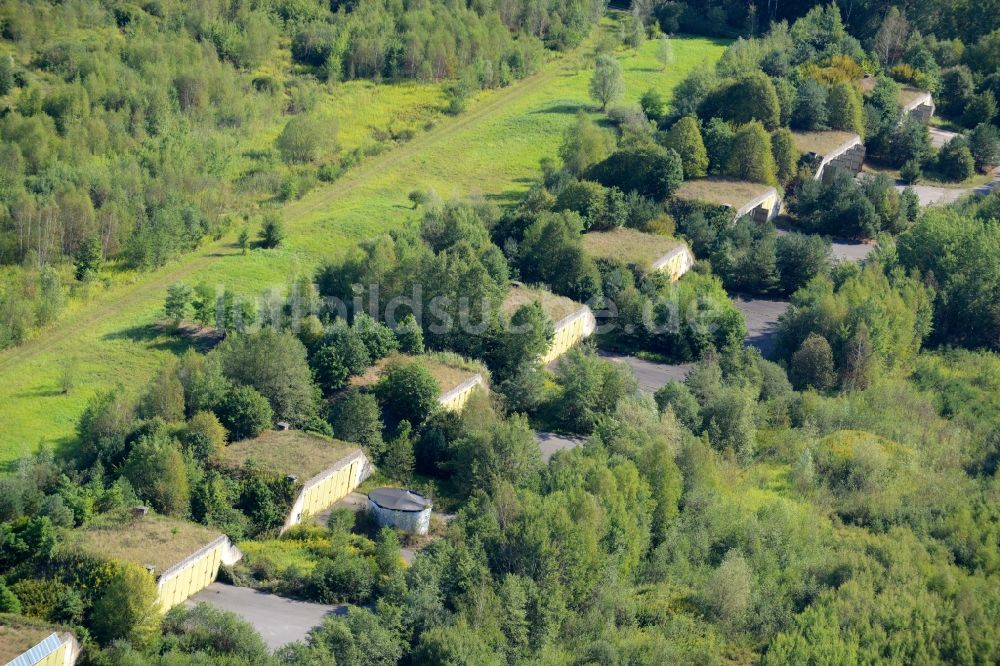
[0,25,728,466]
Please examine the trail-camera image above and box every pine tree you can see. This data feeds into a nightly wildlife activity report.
[74,236,104,282]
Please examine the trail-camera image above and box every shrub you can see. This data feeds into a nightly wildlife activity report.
[307,551,377,604]
[162,603,270,663]
[216,385,273,440]
[90,563,161,647]
[585,145,684,199]
[969,124,1000,170]
[790,333,836,391]
[962,91,998,128]
[123,430,190,516]
[937,138,975,182]
[900,159,922,184]
[258,214,285,248]
[375,360,440,427]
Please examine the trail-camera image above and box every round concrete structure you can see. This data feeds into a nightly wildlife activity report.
[367,488,433,535]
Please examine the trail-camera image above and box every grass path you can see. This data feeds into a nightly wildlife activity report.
[0,27,728,464]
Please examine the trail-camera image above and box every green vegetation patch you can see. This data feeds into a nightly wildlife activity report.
[581,228,683,268]
[674,178,777,209]
[69,512,223,575]
[349,353,484,394]
[503,283,585,323]
[791,130,859,156]
[218,430,358,481]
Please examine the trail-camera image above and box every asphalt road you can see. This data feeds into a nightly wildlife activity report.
[536,432,586,462]
[775,226,873,263]
[928,127,959,149]
[732,296,790,358]
[598,351,692,393]
[894,167,1000,207]
[829,238,875,262]
[188,583,344,650]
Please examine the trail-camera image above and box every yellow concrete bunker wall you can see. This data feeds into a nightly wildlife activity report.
[542,309,595,365]
[439,379,483,412]
[30,639,72,666]
[298,458,362,520]
[156,539,226,611]
[655,248,695,282]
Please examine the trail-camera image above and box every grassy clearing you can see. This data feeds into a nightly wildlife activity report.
[0,25,728,465]
[349,352,484,394]
[219,431,358,480]
[790,130,859,156]
[675,178,776,208]
[581,228,683,268]
[70,512,223,573]
[504,283,586,322]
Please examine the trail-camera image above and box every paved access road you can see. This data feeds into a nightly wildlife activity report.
[774,226,874,263]
[895,167,1000,207]
[189,583,345,650]
[536,432,587,462]
[597,350,692,394]
[732,296,790,358]
[829,238,875,262]
[928,127,959,149]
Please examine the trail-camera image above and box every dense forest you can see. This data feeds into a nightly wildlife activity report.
[1,0,1000,664]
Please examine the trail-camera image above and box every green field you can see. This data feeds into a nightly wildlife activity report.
[0,27,727,466]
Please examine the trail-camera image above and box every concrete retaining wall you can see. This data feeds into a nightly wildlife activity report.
[815,136,865,182]
[734,187,781,224]
[283,449,372,531]
[543,306,597,365]
[651,245,695,281]
[903,92,935,124]
[156,535,243,611]
[438,374,486,412]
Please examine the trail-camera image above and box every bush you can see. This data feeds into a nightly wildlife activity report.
[276,114,332,163]
[790,333,836,391]
[352,313,399,360]
[375,360,440,427]
[161,603,270,663]
[700,72,781,130]
[771,128,797,186]
[258,214,285,248]
[654,382,700,431]
[962,91,998,128]
[394,313,424,354]
[724,121,778,186]
[90,563,161,647]
[307,551,377,604]
[775,232,830,295]
[123,430,190,516]
[791,79,828,131]
[936,138,975,182]
[969,124,1000,170]
[585,145,684,199]
[900,159,922,184]
[216,385,273,440]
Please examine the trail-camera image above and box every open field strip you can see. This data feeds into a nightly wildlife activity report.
[0,28,727,465]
